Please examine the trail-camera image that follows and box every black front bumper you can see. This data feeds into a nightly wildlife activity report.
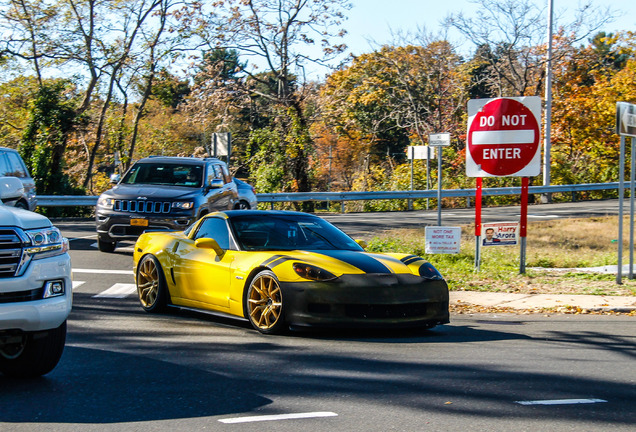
[96,212,193,242]
[280,273,450,329]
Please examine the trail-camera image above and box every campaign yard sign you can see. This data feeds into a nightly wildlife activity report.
[425,227,461,254]
[466,97,542,177]
[482,222,519,246]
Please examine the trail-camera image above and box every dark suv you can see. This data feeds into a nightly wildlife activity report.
[95,156,238,252]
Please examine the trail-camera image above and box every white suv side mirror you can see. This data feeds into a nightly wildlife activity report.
[0,176,24,201]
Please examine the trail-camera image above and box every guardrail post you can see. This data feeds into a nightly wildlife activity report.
[341,200,345,213]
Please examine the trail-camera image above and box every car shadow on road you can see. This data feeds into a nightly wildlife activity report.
[0,346,271,424]
[68,238,135,254]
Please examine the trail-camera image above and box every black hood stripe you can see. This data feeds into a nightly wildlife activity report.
[314,250,392,274]
[401,255,424,265]
[260,255,293,269]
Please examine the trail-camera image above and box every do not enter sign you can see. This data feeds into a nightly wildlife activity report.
[466,97,542,177]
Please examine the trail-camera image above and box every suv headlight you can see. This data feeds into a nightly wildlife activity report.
[15,227,69,277]
[97,196,114,209]
[172,201,194,210]
[25,227,69,259]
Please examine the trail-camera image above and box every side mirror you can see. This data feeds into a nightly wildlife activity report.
[0,176,24,201]
[195,237,225,256]
[208,178,224,189]
[356,239,368,249]
[110,173,121,184]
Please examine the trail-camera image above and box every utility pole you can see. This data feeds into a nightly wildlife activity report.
[542,0,554,203]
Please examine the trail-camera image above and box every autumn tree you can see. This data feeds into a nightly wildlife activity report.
[550,31,636,188]
[446,0,616,97]
[0,0,198,192]
[190,0,351,197]
[320,39,469,192]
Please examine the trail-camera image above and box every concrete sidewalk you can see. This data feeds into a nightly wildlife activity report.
[450,291,636,312]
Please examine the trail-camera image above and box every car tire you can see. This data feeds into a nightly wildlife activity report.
[244,270,286,335]
[236,200,251,210]
[98,238,117,253]
[136,254,169,313]
[0,321,67,378]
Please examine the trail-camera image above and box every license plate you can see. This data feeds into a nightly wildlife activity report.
[130,218,148,227]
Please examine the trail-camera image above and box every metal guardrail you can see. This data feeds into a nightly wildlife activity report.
[37,182,624,207]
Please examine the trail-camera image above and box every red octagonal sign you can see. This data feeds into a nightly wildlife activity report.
[466,97,541,177]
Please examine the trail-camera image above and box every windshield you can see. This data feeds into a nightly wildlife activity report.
[230,214,363,251]
[121,163,203,187]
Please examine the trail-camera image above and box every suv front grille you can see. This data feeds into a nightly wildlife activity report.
[0,229,24,278]
[113,200,171,214]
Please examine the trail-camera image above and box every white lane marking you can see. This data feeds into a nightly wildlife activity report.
[89,242,135,252]
[219,412,338,424]
[73,268,134,275]
[93,283,137,298]
[527,214,561,218]
[72,281,86,290]
[515,398,607,406]
[68,235,97,240]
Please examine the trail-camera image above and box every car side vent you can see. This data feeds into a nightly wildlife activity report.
[0,229,24,278]
[113,200,171,214]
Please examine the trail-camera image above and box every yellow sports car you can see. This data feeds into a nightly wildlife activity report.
[133,210,450,334]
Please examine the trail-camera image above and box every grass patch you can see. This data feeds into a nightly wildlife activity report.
[366,216,636,296]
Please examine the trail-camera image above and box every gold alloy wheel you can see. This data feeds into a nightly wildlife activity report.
[247,273,283,331]
[137,257,160,308]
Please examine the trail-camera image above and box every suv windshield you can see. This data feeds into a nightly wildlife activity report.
[122,163,203,187]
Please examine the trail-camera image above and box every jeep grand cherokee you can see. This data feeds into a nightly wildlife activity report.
[95,156,238,252]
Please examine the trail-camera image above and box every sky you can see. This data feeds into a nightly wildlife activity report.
[342,0,636,58]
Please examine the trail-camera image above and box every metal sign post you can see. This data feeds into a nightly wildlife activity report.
[429,133,450,226]
[520,177,529,274]
[616,102,636,283]
[475,177,483,271]
[631,137,635,279]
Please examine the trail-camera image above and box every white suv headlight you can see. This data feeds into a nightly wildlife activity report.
[25,227,68,259]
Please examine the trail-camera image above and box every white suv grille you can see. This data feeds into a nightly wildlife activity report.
[0,229,24,278]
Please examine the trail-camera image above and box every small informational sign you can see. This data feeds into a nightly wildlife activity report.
[212,132,231,156]
[407,146,435,160]
[616,102,636,137]
[429,133,451,147]
[482,222,519,246]
[425,226,461,254]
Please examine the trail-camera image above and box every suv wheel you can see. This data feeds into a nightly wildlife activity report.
[98,237,117,252]
[236,200,251,210]
[0,322,67,378]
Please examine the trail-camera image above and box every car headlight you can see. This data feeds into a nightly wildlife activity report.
[97,196,114,209]
[293,263,337,281]
[24,227,69,259]
[172,201,194,210]
[419,262,444,280]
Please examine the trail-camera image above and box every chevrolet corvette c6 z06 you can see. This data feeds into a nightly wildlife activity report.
[133,210,450,334]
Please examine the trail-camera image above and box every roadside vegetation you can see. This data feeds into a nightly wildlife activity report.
[1,0,635,217]
[367,215,636,296]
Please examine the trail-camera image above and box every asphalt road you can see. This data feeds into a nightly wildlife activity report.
[320,198,625,239]
[1,200,634,431]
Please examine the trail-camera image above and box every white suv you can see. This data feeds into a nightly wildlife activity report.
[0,177,72,377]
